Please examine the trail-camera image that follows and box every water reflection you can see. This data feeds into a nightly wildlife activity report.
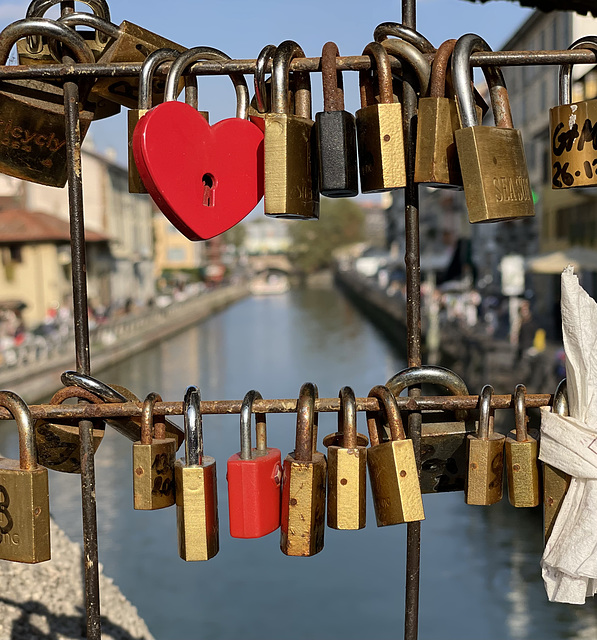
[1,288,596,638]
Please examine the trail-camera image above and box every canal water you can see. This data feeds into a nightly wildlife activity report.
[4,288,597,639]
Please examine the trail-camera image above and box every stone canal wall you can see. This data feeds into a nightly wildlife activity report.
[0,284,248,403]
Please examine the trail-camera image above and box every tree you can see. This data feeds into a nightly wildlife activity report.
[287,198,365,274]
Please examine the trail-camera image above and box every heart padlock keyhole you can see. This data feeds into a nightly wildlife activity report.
[202,173,215,206]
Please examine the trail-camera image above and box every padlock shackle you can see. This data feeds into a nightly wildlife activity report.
[367,385,405,446]
[0,18,95,66]
[338,386,357,449]
[514,384,528,442]
[0,390,37,470]
[61,371,128,403]
[430,39,456,99]
[451,33,513,130]
[477,384,494,440]
[359,42,393,108]
[386,365,469,422]
[272,40,311,118]
[321,41,344,112]
[27,0,111,21]
[141,392,165,445]
[381,38,430,97]
[26,0,111,51]
[559,36,597,106]
[240,389,267,460]
[50,385,105,407]
[553,378,568,416]
[183,386,202,466]
[253,44,276,114]
[51,12,118,60]
[165,46,250,119]
[138,48,181,110]
[373,22,436,54]
[294,382,318,462]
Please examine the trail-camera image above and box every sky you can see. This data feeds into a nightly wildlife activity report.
[0,0,535,164]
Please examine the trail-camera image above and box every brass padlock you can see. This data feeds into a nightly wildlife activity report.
[128,48,205,193]
[35,386,105,474]
[176,386,219,561]
[452,34,534,223]
[505,384,540,508]
[544,379,571,542]
[0,391,50,563]
[415,39,465,187]
[60,371,184,449]
[18,0,112,64]
[465,385,505,506]
[323,386,368,530]
[87,18,186,110]
[356,42,406,193]
[133,392,176,511]
[386,365,475,494]
[366,385,425,526]
[550,36,597,189]
[280,382,326,556]
[0,18,95,187]
[264,40,319,220]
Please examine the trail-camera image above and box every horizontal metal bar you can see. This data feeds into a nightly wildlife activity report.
[0,393,554,421]
[0,48,594,80]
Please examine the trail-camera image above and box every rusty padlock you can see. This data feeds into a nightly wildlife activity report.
[35,386,105,473]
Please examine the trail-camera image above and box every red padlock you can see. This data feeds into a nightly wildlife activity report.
[133,46,264,241]
[227,390,282,538]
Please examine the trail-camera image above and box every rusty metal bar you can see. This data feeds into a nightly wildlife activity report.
[62,48,101,640]
[0,48,595,80]
[401,0,422,637]
[0,393,555,421]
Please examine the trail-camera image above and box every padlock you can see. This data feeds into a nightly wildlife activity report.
[60,371,184,449]
[17,5,120,121]
[60,13,187,110]
[505,384,540,508]
[227,390,282,538]
[415,39,465,187]
[133,392,176,511]
[134,46,264,241]
[544,379,571,542]
[176,386,218,561]
[315,42,358,198]
[18,0,112,64]
[0,18,95,187]
[356,42,406,193]
[35,385,105,474]
[452,33,534,223]
[386,365,475,494]
[128,48,206,194]
[465,385,505,505]
[0,391,50,563]
[264,40,319,220]
[323,386,367,530]
[248,44,276,133]
[550,36,597,189]
[280,382,326,556]
[366,385,424,526]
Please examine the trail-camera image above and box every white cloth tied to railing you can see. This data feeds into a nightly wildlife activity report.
[540,266,597,604]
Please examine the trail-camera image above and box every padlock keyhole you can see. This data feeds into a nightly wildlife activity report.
[202,174,215,207]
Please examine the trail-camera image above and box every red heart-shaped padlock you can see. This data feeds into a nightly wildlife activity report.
[133,101,264,241]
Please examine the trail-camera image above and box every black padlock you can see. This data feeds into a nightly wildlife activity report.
[315,42,359,198]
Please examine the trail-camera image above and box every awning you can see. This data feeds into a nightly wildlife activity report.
[527,248,597,274]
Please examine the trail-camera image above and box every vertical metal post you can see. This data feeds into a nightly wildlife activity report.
[62,22,101,636]
[402,1,422,640]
